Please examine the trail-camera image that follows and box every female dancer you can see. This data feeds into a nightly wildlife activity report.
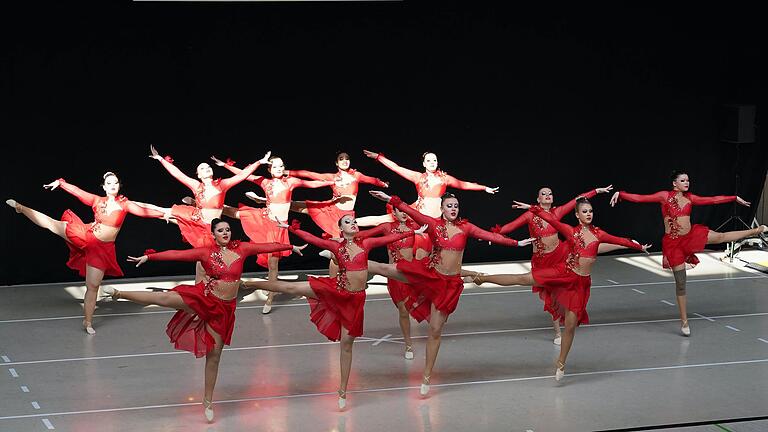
[113,219,304,422]
[6,172,169,334]
[213,155,334,313]
[243,216,426,409]
[356,150,499,225]
[610,170,766,336]
[368,190,533,396]
[468,198,649,381]
[148,145,269,282]
[493,185,613,345]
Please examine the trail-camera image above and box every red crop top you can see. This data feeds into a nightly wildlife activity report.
[375,154,487,199]
[287,168,387,197]
[58,179,166,228]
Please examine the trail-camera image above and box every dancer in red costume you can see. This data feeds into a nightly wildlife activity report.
[368,190,533,396]
[610,170,766,336]
[243,216,426,409]
[112,219,304,422]
[6,172,169,335]
[356,150,499,226]
[147,145,269,282]
[467,197,650,382]
[214,155,334,313]
[491,185,614,345]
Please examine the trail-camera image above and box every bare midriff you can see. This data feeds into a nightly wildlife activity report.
[200,208,224,224]
[435,249,464,276]
[571,257,596,277]
[89,224,121,242]
[268,203,291,221]
[418,197,442,217]
[208,280,241,301]
[533,233,560,255]
[665,215,692,236]
[344,270,369,292]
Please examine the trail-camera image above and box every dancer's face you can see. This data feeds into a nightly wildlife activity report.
[393,206,408,222]
[339,215,359,235]
[672,174,690,192]
[196,163,213,180]
[212,221,231,245]
[335,153,351,170]
[270,158,285,177]
[102,175,120,196]
[537,187,553,205]
[423,153,438,172]
[441,197,459,222]
[575,203,593,225]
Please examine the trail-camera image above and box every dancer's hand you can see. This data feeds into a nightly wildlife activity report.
[210,155,226,167]
[517,237,535,247]
[511,200,530,210]
[485,186,499,194]
[363,149,379,159]
[43,180,60,191]
[609,191,620,207]
[369,190,391,202]
[415,224,429,235]
[149,144,162,161]
[381,181,389,188]
[596,184,613,194]
[292,244,308,256]
[246,191,267,203]
[259,151,272,165]
[736,196,751,207]
[276,221,290,229]
[181,196,194,205]
[127,255,149,267]
[162,209,174,223]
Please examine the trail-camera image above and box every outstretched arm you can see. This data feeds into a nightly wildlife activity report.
[552,187,605,219]
[145,247,208,263]
[286,221,341,251]
[610,190,667,206]
[597,231,646,252]
[364,150,421,183]
[497,211,531,235]
[355,223,391,239]
[370,192,435,227]
[50,179,99,206]
[354,171,389,188]
[363,230,414,249]
[285,169,333,181]
[465,222,526,247]
[688,193,740,206]
[219,160,264,190]
[213,157,264,184]
[150,145,200,191]
[292,178,336,190]
[444,173,496,193]
[530,206,574,239]
[124,200,169,219]
[238,241,294,257]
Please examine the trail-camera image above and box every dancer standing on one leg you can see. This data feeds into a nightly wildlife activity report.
[243,216,425,409]
[147,145,269,282]
[215,155,334,313]
[610,170,766,336]
[490,185,613,345]
[469,198,649,381]
[356,150,499,226]
[368,190,533,396]
[6,172,170,335]
[115,219,304,422]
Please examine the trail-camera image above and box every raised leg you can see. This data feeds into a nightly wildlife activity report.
[8,201,68,240]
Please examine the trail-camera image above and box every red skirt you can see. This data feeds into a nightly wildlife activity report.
[166,282,237,358]
[531,241,569,289]
[306,200,354,237]
[662,224,709,269]
[532,264,590,326]
[62,210,123,277]
[171,205,215,248]
[397,259,464,322]
[237,205,291,268]
[387,278,412,306]
[307,276,366,341]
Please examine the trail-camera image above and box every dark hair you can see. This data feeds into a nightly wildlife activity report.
[422,151,437,162]
[337,214,353,228]
[670,170,687,182]
[441,192,457,203]
[210,218,228,233]
[101,171,119,185]
[335,150,350,160]
[575,197,591,210]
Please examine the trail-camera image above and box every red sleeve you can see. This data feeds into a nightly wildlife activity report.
[147,248,208,263]
[354,171,388,188]
[219,161,263,191]
[287,170,333,181]
[597,231,644,251]
[239,241,293,256]
[57,179,98,206]
[618,191,667,204]
[221,163,262,184]
[531,206,574,239]
[498,212,531,235]
[389,196,437,228]
[291,177,335,189]
[355,224,391,239]
[376,154,420,183]
[124,200,166,219]
[444,174,487,191]
[288,226,340,251]
[363,230,413,250]
[688,193,737,206]
[157,158,200,191]
[465,222,519,246]
[552,189,598,219]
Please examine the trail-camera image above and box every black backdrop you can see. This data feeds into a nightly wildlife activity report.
[4,3,765,285]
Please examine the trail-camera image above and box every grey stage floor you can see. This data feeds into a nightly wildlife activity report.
[1,250,767,432]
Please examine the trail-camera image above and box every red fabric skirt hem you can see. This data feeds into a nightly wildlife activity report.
[166,282,237,358]
[307,276,366,341]
[62,210,123,277]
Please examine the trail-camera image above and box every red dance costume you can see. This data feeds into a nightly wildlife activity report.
[147,241,292,357]
[388,196,521,322]
[287,222,413,341]
[158,156,257,248]
[617,191,735,268]
[496,190,598,285]
[237,174,332,267]
[375,154,488,216]
[58,179,166,277]
[530,207,643,325]
[288,168,387,236]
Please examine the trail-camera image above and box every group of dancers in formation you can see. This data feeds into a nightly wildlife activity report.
[7,146,767,421]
